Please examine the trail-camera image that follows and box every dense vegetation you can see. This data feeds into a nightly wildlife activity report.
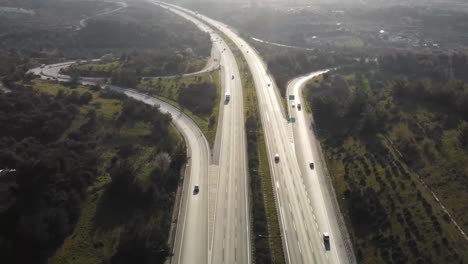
[62,52,206,87]
[0,0,210,87]
[306,51,468,263]
[0,81,185,264]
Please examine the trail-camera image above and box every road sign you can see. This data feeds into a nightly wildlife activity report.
[289,95,295,100]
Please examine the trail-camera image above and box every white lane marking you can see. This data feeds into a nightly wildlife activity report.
[280,207,286,231]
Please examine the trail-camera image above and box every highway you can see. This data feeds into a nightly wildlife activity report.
[287,71,356,264]
[157,4,251,264]
[159,2,354,263]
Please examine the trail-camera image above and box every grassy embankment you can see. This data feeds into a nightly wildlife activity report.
[63,56,207,78]
[224,36,285,263]
[304,73,468,263]
[29,80,183,264]
[139,71,221,147]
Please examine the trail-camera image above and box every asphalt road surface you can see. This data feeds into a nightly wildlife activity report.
[157,4,251,264]
[159,2,354,263]
[288,71,356,264]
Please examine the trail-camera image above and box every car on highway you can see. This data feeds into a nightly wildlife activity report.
[193,184,200,194]
[323,232,331,250]
[268,83,271,87]
[323,232,330,242]
[232,75,235,80]
[274,153,280,163]
[309,162,314,170]
[297,103,302,111]
[292,103,295,108]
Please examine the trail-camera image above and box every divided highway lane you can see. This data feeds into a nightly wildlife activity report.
[160,3,352,264]
[287,71,356,264]
[155,3,251,264]
[208,20,250,264]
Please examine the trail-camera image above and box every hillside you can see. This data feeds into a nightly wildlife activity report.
[0,81,185,264]
[305,52,468,263]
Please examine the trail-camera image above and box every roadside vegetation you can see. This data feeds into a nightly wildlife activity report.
[0,80,186,264]
[61,53,206,84]
[62,53,206,78]
[138,72,221,146]
[224,35,285,263]
[305,52,468,263]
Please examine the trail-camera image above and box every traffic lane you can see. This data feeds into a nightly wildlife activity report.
[211,102,232,264]
[289,74,348,263]
[210,34,250,264]
[262,90,329,264]
[244,54,327,263]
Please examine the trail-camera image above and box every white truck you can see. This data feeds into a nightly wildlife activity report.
[225,92,231,103]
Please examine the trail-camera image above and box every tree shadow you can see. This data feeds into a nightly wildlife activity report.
[92,189,139,232]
